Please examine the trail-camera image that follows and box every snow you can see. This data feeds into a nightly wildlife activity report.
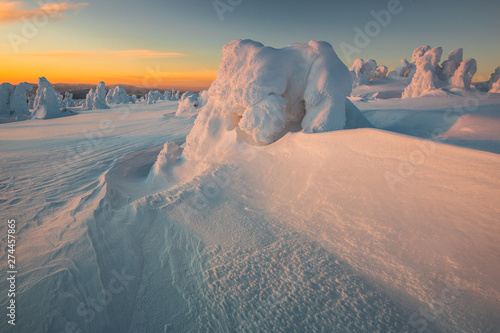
[32,77,65,119]
[402,49,441,98]
[83,82,110,110]
[145,90,163,104]
[450,58,477,90]
[175,91,207,117]
[439,48,463,80]
[106,85,133,105]
[63,92,74,108]
[185,39,372,160]
[350,58,379,87]
[0,82,14,116]
[393,58,410,77]
[1,41,500,333]
[490,78,500,93]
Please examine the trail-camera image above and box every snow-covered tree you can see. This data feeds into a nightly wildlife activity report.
[32,77,64,119]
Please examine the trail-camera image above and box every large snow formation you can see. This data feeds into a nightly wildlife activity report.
[402,47,442,98]
[184,39,372,160]
[32,77,64,119]
[83,82,110,110]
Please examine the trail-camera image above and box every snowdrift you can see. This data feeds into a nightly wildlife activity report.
[184,39,373,160]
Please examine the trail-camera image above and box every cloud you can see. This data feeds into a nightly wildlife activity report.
[0,1,88,25]
[12,49,189,61]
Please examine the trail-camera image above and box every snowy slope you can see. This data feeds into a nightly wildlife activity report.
[1,93,499,332]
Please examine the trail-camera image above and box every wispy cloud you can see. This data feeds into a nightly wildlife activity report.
[0,1,88,25]
[11,49,189,61]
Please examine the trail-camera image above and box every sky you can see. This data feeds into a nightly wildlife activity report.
[0,0,499,90]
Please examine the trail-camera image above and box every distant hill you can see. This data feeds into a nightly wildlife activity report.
[23,83,192,99]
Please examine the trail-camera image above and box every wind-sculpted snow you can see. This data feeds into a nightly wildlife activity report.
[184,39,372,160]
[106,85,134,105]
[175,91,208,117]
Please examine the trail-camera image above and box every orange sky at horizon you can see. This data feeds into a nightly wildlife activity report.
[0,50,218,91]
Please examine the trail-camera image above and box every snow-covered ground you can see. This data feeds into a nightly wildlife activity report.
[1,79,500,332]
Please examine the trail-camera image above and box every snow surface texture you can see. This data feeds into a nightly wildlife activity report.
[402,46,477,98]
[106,86,134,105]
[84,82,110,110]
[1,84,500,332]
[185,39,373,160]
[32,77,64,119]
[176,91,208,117]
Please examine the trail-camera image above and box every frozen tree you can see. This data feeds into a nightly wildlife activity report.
[94,82,109,109]
[32,77,64,119]
[83,82,110,110]
[106,86,130,104]
[372,66,388,79]
[394,59,410,77]
[9,82,33,117]
[350,58,379,87]
[402,49,441,98]
[145,90,163,104]
[438,48,463,80]
[83,89,95,110]
[0,83,14,116]
[450,59,477,90]
[63,92,74,108]
[164,90,172,100]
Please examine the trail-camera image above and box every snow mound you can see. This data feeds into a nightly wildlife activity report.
[184,39,373,160]
[32,77,64,119]
[106,85,134,104]
[83,82,110,110]
[176,91,208,117]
